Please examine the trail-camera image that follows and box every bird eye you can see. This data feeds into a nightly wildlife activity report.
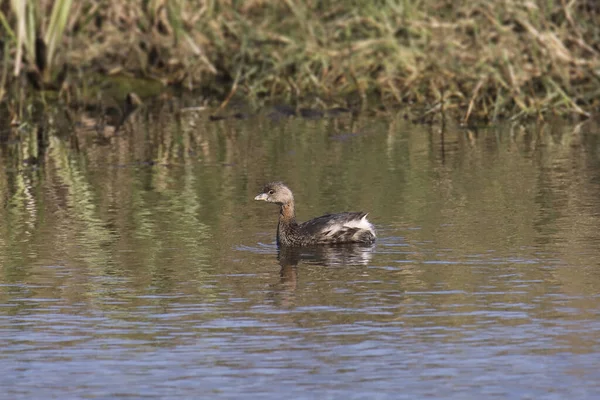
[268,190,274,195]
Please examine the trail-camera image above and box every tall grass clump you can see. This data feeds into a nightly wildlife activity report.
[183,0,600,120]
[1,0,73,85]
[1,0,599,120]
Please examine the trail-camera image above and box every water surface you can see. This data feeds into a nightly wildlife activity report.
[1,109,600,399]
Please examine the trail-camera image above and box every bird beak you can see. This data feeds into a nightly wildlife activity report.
[254,193,268,201]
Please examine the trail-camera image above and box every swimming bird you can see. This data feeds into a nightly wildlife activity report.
[254,182,376,247]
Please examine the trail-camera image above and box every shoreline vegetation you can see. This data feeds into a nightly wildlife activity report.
[1,0,599,122]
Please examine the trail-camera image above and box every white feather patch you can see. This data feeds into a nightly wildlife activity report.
[324,215,376,237]
[343,215,374,231]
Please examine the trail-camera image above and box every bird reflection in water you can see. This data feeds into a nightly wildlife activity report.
[268,244,375,307]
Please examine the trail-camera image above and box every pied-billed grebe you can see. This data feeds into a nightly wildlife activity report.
[254,182,376,246]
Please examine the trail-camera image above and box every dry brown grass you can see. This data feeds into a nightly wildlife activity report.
[1,0,599,120]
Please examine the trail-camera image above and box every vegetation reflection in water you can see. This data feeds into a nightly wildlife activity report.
[1,105,600,398]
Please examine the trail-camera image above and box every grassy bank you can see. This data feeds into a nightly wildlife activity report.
[1,0,599,121]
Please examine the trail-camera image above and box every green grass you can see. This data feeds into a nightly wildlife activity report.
[2,0,73,83]
[1,0,599,120]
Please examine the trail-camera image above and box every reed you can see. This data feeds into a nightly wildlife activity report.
[0,40,9,101]
[2,0,73,82]
[44,0,73,79]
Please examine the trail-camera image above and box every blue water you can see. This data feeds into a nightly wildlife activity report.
[1,112,600,399]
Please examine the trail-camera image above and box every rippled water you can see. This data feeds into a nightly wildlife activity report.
[1,108,600,399]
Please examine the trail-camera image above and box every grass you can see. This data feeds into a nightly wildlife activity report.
[2,0,73,85]
[1,0,599,121]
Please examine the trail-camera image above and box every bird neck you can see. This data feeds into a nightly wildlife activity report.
[279,201,296,224]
